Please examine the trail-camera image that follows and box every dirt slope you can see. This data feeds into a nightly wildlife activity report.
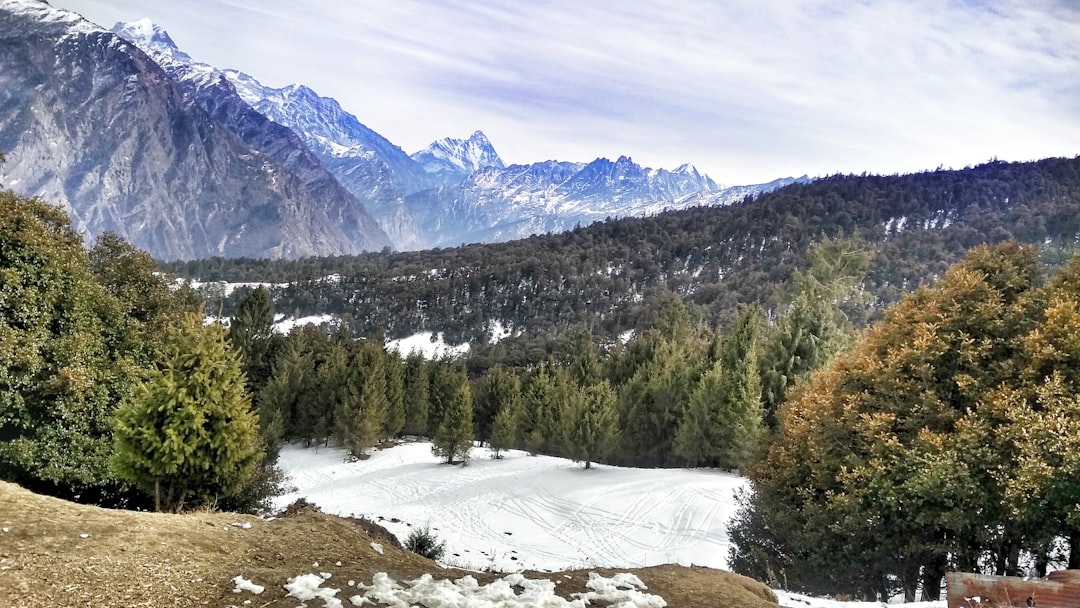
[0,481,777,607]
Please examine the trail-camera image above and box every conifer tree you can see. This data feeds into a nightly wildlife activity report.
[489,396,521,459]
[228,286,277,392]
[473,366,521,446]
[256,340,308,462]
[565,381,618,469]
[402,353,430,436]
[432,378,474,465]
[674,364,720,466]
[383,353,406,438]
[111,314,262,512]
[427,358,461,436]
[521,361,559,455]
[568,331,602,388]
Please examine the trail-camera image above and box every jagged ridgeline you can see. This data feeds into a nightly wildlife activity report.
[163,157,1080,343]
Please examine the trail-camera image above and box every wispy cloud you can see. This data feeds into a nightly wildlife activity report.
[57,0,1080,183]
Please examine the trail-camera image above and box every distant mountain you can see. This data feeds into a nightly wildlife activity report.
[221,72,433,250]
[0,3,808,256]
[404,155,805,247]
[410,130,505,184]
[111,19,392,255]
[0,2,389,259]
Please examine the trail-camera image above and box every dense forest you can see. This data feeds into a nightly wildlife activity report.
[163,157,1080,351]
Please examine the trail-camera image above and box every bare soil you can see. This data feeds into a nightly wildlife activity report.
[0,481,778,607]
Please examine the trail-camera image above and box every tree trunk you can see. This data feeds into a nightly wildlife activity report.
[921,554,946,601]
[1035,545,1050,578]
[174,489,188,513]
[1069,532,1080,569]
[154,480,161,513]
[585,459,592,470]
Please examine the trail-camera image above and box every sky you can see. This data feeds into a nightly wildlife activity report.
[53,0,1080,185]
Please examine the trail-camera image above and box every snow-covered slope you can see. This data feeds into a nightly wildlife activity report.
[111,19,392,254]
[0,2,386,260]
[411,130,506,183]
[222,71,433,249]
[276,441,747,573]
[276,441,946,608]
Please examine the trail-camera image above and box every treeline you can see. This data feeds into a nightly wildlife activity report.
[235,237,864,471]
[162,157,1080,346]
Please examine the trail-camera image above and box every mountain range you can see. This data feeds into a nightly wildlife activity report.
[0,1,805,259]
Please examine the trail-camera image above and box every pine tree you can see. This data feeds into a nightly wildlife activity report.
[111,314,262,512]
[383,353,406,438]
[402,353,430,436]
[674,364,719,466]
[489,397,520,459]
[473,366,521,446]
[228,286,277,393]
[565,381,618,469]
[521,361,559,455]
[568,331,602,388]
[432,379,474,465]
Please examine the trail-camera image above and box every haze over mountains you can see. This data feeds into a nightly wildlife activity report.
[0,1,804,259]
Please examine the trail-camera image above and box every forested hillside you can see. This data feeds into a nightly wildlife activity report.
[164,157,1080,346]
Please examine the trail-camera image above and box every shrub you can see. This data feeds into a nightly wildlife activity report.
[404,524,446,561]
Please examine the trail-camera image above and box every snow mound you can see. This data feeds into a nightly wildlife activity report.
[344,571,666,607]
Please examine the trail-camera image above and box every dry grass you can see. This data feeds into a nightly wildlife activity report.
[0,481,778,607]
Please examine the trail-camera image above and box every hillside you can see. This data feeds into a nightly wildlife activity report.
[164,157,1080,346]
[0,480,779,608]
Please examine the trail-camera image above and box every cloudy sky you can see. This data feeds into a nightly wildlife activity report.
[55,0,1080,184]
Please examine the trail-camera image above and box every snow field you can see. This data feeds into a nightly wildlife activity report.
[275,442,746,573]
[275,441,947,607]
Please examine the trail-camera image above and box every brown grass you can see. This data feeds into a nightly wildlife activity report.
[0,481,778,607]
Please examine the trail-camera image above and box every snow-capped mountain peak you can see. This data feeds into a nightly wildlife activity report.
[411,130,506,177]
[110,18,191,62]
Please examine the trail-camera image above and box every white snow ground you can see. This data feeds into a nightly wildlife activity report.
[275,441,947,608]
[384,332,470,359]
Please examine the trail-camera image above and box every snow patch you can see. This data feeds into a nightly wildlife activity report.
[231,575,264,595]
[385,332,469,359]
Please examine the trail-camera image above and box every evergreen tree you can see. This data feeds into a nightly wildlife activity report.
[383,353,406,438]
[228,286,277,393]
[713,307,765,469]
[565,381,618,469]
[473,366,521,446]
[432,378,474,465]
[727,243,1073,601]
[402,353,430,436]
[759,238,869,425]
[255,340,308,462]
[567,331,602,388]
[521,361,560,455]
[674,364,720,466]
[111,314,262,512]
[489,395,521,459]
[0,194,140,504]
[427,358,462,437]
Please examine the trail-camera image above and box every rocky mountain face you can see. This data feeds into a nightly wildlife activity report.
[0,2,805,258]
[0,1,390,260]
[221,71,433,250]
[110,19,391,256]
